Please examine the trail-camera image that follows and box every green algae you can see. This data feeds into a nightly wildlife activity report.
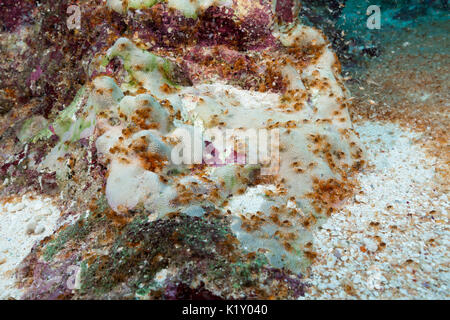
[105,38,182,89]
[44,218,92,261]
[43,202,109,261]
[78,213,271,297]
[17,116,49,144]
[128,0,160,10]
[79,214,225,295]
[16,87,88,144]
[52,86,88,138]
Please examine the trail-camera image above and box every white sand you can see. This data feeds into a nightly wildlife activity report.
[0,195,61,299]
[303,121,449,299]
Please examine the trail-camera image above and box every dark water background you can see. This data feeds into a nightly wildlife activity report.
[300,0,449,66]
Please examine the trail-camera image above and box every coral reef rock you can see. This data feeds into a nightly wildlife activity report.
[1,0,365,299]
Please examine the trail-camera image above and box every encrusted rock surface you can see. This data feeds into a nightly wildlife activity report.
[0,0,368,299]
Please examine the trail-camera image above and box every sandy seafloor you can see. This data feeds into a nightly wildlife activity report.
[0,11,448,300]
[301,18,449,299]
[302,121,449,299]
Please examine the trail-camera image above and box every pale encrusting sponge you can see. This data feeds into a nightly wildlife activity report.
[36,0,364,274]
[1,0,367,299]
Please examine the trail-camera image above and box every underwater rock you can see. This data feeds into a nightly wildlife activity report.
[2,0,365,299]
